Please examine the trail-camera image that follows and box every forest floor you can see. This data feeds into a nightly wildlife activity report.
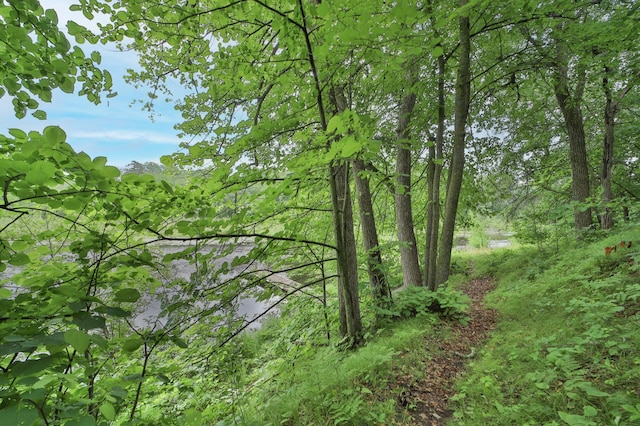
[391,276,498,425]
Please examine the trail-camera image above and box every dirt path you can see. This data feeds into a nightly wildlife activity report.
[399,276,498,425]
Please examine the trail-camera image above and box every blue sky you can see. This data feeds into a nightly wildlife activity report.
[0,1,185,168]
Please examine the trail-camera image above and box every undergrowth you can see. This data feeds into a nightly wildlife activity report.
[158,226,640,425]
[450,225,640,425]
[212,287,471,425]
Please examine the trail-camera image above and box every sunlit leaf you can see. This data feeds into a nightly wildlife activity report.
[31,110,47,120]
[64,329,91,353]
[99,402,116,420]
[43,126,66,144]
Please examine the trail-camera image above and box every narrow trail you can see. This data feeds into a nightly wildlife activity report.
[399,276,498,425]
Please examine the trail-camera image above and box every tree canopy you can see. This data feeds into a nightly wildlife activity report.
[1,0,640,424]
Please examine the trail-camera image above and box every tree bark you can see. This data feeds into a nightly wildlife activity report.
[424,53,445,291]
[395,63,422,288]
[353,159,392,312]
[436,0,471,287]
[298,0,362,345]
[552,27,592,231]
[330,163,362,343]
[600,66,615,230]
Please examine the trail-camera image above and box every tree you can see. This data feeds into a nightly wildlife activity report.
[436,0,471,286]
[0,0,113,118]
[424,53,445,290]
[394,61,423,288]
[84,0,405,344]
[551,22,593,231]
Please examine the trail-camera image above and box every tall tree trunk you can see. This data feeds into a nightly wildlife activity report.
[599,67,639,229]
[353,159,392,313]
[298,0,362,344]
[329,85,389,320]
[436,0,471,287]
[552,27,592,231]
[330,163,362,343]
[600,66,615,230]
[395,63,422,288]
[424,54,445,291]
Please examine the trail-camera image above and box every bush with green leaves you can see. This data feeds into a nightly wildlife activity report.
[378,286,470,323]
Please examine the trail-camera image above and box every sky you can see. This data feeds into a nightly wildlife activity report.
[0,0,186,168]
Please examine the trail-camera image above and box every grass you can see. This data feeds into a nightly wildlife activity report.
[173,224,640,425]
[227,316,440,425]
[211,283,472,425]
[450,225,640,425]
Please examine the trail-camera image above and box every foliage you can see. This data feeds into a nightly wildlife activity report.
[212,313,441,425]
[2,0,640,424]
[0,0,113,118]
[450,225,640,425]
[379,286,471,324]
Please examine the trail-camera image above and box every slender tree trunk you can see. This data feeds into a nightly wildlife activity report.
[353,159,392,312]
[395,63,422,288]
[298,0,362,344]
[436,0,471,287]
[424,54,445,291]
[552,27,592,231]
[600,66,615,230]
[330,163,362,343]
[599,66,639,229]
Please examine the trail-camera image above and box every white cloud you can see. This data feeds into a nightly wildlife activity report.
[73,130,179,145]
[0,0,188,168]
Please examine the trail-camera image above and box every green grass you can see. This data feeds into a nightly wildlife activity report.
[450,224,640,425]
[159,224,640,426]
[223,315,440,425]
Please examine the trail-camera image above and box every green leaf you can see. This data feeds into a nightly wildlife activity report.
[10,355,56,376]
[114,288,140,303]
[96,306,131,318]
[326,115,344,134]
[33,375,58,389]
[340,135,362,158]
[8,253,30,266]
[99,402,116,420]
[65,415,96,426]
[90,51,101,64]
[583,405,597,417]
[171,335,188,349]
[4,77,20,94]
[160,155,174,168]
[43,126,66,143]
[0,405,39,426]
[8,128,27,140]
[25,160,57,184]
[31,110,47,120]
[64,329,91,353]
[101,165,121,178]
[161,180,174,194]
[558,411,594,425]
[66,20,85,36]
[577,382,609,397]
[71,312,106,330]
[62,197,86,211]
[59,76,75,94]
[122,337,143,352]
[90,334,109,350]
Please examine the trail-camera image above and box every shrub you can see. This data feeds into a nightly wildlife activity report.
[380,286,470,323]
